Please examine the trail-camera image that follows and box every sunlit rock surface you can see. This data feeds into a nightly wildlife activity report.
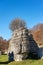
[8,27,38,61]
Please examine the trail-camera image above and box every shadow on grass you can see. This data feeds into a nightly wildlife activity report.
[0,61,11,64]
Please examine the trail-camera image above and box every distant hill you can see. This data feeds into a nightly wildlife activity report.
[31,23,43,46]
[32,23,43,31]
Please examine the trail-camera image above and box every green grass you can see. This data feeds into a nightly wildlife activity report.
[8,59,43,65]
[0,55,43,65]
[0,55,8,65]
[0,55,8,62]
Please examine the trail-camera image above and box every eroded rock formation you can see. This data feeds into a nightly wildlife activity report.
[8,27,38,61]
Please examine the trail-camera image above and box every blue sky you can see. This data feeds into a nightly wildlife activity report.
[0,0,43,40]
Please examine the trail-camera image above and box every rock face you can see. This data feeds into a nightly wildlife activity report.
[8,27,38,61]
[38,46,43,59]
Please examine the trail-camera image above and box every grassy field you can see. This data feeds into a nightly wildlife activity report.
[0,55,43,65]
[0,55,8,62]
[8,59,43,65]
[0,55,8,65]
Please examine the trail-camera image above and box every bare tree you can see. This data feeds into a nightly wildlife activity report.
[9,18,26,31]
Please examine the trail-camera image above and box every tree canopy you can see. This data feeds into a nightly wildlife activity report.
[9,18,26,31]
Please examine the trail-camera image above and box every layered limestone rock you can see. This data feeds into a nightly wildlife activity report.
[8,27,38,61]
